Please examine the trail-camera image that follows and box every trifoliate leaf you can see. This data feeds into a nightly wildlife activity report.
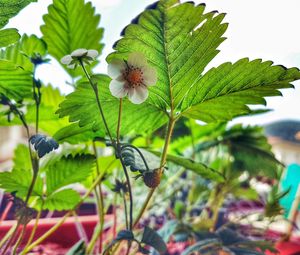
[107,0,227,110]
[0,28,20,48]
[41,0,104,77]
[43,188,80,211]
[56,74,168,138]
[46,154,95,195]
[108,0,300,123]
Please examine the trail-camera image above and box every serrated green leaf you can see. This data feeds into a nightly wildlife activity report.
[41,0,104,77]
[13,144,31,171]
[151,150,224,182]
[107,0,227,110]
[0,28,20,48]
[0,168,43,198]
[108,0,300,123]
[43,188,80,211]
[0,34,47,71]
[46,154,95,194]
[56,74,168,138]
[0,60,32,100]
[181,59,300,122]
[0,0,37,28]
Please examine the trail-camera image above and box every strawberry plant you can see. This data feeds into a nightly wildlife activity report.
[0,0,298,254]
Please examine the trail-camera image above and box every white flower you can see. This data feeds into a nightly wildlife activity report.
[107,52,157,104]
[60,48,99,69]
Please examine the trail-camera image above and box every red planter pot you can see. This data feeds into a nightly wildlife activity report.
[1,216,299,255]
[0,215,114,254]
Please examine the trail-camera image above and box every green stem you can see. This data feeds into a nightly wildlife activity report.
[122,191,129,230]
[23,208,42,250]
[20,170,106,254]
[133,117,176,228]
[24,168,38,205]
[2,110,39,253]
[12,225,26,255]
[117,99,122,143]
[115,97,133,231]
[119,157,133,231]
[79,60,113,143]
[208,184,226,231]
[0,222,17,249]
[86,142,105,254]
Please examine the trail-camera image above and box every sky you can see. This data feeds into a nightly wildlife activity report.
[6,0,300,126]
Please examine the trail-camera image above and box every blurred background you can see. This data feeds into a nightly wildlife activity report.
[0,1,300,253]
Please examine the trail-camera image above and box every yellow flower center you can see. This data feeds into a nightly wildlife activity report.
[126,68,144,87]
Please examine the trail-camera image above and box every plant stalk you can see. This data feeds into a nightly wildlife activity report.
[23,209,42,250]
[133,117,176,228]
[86,142,106,254]
[79,60,113,143]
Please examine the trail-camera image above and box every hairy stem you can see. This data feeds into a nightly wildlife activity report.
[117,99,122,143]
[122,191,129,230]
[86,142,106,254]
[79,61,113,142]
[115,97,133,231]
[133,117,176,228]
[119,157,133,230]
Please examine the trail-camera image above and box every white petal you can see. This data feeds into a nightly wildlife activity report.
[87,49,98,59]
[107,59,126,79]
[60,55,72,65]
[128,86,148,104]
[71,48,88,57]
[128,52,147,68]
[109,79,128,98]
[142,66,157,86]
